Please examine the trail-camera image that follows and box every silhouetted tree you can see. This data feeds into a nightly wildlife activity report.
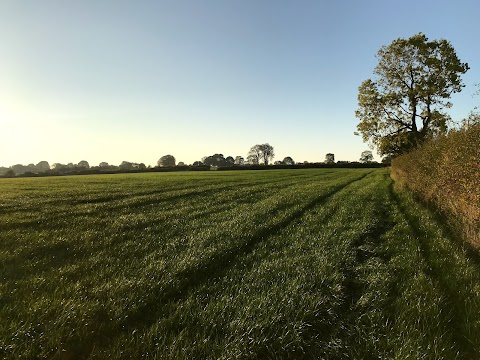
[360,150,374,163]
[158,155,176,167]
[177,162,185,166]
[325,153,335,164]
[203,154,229,167]
[283,156,295,165]
[138,163,146,170]
[78,160,90,169]
[248,144,275,165]
[192,161,204,166]
[356,33,469,156]
[225,156,235,166]
[99,162,109,168]
[259,144,274,165]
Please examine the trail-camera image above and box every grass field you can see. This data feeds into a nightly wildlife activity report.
[1,169,480,359]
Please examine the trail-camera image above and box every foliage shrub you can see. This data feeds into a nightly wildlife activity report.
[391,124,480,246]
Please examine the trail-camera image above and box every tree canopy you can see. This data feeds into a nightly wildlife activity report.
[157,155,176,167]
[248,144,275,165]
[203,154,230,167]
[325,153,335,164]
[360,150,373,163]
[355,33,469,156]
[282,156,295,165]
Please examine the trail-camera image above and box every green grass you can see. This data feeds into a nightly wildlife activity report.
[1,169,480,359]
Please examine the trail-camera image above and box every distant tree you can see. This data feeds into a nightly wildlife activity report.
[356,33,469,156]
[259,144,274,165]
[203,154,230,167]
[119,161,134,170]
[4,169,15,177]
[192,161,204,166]
[246,154,259,165]
[99,162,109,168]
[52,163,67,170]
[247,145,261,165]
[177,162,185,166]
[67,163,74,168]
[282,156,295,165]
[138,163,147,170]
[360,150,374,163]
[78,160,90,169]
[248,143,275,165]
[12,164,28,174]
[36,161,50,172]
[225,156,235,166]
[234,156,244,165]
[157,155,176,167]
[274,160,283,165]
[325,153,335,164]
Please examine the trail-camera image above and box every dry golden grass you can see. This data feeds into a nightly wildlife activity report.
[391,124,480,246]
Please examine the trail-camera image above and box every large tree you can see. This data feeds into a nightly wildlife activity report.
[157,155,176,167]
[259,144,275,165]
[248,144,275,165]
[355,33,469,155]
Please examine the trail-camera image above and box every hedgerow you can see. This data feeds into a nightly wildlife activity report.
[391,124,480,246]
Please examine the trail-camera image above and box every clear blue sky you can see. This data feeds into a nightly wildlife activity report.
[1,0,478,167]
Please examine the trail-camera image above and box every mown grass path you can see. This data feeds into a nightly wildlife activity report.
[1,169,479,359]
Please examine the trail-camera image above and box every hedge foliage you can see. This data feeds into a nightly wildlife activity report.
[391,124,480,246]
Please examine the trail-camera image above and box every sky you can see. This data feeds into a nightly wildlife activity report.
[0,0,479,167]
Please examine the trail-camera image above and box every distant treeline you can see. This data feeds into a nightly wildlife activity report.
[391,123,480,246]
[0,160,387,178]
[1,144,387,178]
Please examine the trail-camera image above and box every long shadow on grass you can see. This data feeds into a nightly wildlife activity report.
[66,171,375,355]
[103,172,331,214]
[1,177,310,233]
[1,242,86,283]
[389,184,479,358]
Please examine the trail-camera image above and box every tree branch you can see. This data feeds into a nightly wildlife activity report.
[385,126,409,137]
[382,107,412,129]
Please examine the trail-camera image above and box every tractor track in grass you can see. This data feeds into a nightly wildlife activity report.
[66,171,375,352]
[4,169,480,359]
[0,173,325,232]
